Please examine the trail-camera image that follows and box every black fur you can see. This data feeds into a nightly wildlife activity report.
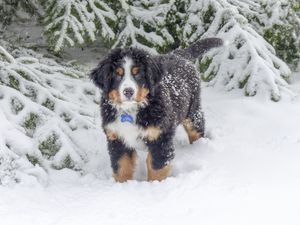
[173,37,223,61]
[90,38,223,176]
[145,56,164,95]
[90,57,112,97]
[145,130,175,170]
[107,139,135,173]
[100,98,117,127]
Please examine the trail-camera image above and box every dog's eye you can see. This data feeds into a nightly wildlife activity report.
[131,67,140,76]
[116,67,124,76]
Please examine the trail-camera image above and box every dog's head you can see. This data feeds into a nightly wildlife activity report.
[90,48,163,109]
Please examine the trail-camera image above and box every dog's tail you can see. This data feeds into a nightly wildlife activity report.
[173,38,223,61]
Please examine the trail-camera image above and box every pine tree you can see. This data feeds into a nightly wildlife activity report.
[41,0,176,54]
[2,0,299,100]
[212,0,300,68]
[111,0,169,54]
[182,0,292,101]
[43,0,117,53]
[261,0,300,68]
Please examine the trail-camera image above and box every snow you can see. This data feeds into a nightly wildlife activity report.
[1,1,300,223]
[1,76,300,225]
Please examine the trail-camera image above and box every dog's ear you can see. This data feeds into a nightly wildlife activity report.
[90,57,112,96]
[146,57,163,96]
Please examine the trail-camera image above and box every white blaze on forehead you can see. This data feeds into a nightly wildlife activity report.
[119,57,138,101]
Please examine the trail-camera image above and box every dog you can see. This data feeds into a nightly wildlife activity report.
[90,38,223,182]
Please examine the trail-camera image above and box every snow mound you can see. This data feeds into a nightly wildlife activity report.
[1,83,300,225]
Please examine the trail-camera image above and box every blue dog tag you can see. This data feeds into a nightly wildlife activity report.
[121,114,134,123]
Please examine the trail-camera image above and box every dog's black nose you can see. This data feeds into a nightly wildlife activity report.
[123,88,134,99]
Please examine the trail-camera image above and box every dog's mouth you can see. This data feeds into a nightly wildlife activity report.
[121,99,137,104]
[122,96,136,102]
[108,88,149,108]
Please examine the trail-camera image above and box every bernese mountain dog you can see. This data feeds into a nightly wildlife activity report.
[90,38,223,182]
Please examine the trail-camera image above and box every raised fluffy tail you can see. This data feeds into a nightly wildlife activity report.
[173,38,223,60]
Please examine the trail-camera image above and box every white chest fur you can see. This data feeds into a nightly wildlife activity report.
[105,114,146,150]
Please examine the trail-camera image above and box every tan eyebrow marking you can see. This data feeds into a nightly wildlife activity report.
[131,66,140,75]
[116,67,124,76]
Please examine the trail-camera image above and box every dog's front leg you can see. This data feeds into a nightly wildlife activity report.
[107,136,137,182]
[145,131,175,181]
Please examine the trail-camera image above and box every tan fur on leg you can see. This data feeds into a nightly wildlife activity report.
[183,119,201,144]
[113,151,137,182]
[146,153,171,181]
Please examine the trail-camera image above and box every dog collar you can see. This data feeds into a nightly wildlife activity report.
[120,113,134,123]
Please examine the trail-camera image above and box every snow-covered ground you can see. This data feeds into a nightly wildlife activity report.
[1,74,300,225]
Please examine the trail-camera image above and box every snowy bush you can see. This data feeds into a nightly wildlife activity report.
[183,0,292,100]
[212,0,300,68]
[0,109,48,186]
[0,42,101,185]
[260,0,300,68]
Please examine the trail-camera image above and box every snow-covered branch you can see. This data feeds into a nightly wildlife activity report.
[44,0,116,52]
[112,0,167,54]
[0,43,101,185]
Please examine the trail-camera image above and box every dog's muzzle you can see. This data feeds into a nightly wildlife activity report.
[123,87,134,99]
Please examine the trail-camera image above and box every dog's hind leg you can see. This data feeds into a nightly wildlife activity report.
[183,97,205,144]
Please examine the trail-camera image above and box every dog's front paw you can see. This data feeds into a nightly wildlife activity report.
[144,126,162,141]
[113,152,137,182]
[146,153,171,181]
